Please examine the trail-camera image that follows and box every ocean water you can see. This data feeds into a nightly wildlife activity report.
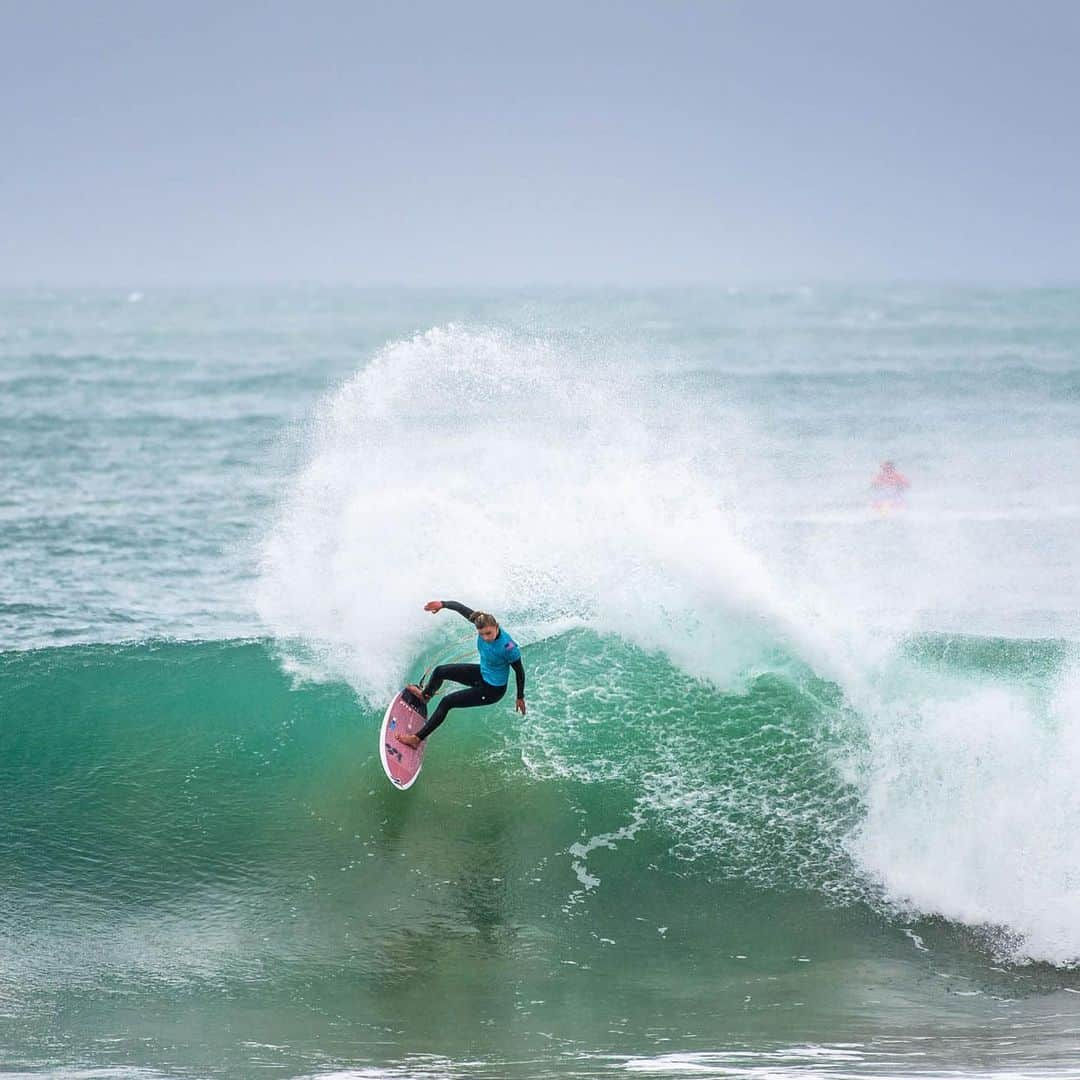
[2,287,1079,1078]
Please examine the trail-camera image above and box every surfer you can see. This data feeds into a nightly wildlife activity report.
[871,460,910,513]
[395,600,526,747]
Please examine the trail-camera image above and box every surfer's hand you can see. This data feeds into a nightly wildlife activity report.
[516,698,527,716]
[424,601,443,613]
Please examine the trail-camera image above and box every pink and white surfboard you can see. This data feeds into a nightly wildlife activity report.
[379,688,429,789]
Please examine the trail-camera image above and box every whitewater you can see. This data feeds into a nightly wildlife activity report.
[2,287,1079,1078]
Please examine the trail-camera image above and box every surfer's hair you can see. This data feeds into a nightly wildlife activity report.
[471,612,499,630]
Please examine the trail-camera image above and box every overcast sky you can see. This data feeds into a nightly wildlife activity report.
[2,0,1077,286]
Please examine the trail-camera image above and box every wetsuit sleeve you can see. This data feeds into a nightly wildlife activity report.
[441,600,476,621]
[511,659,526,699]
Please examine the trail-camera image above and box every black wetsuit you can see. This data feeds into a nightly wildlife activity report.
[416,601,526,740]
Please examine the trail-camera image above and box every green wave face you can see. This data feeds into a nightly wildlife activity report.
[3,637,1079,1077]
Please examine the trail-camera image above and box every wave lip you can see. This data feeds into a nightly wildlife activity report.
[256,324,786,700]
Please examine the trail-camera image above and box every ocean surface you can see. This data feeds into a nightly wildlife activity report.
[2,287,1079,1078]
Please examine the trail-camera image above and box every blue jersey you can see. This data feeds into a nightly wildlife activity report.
[477,629,521,687]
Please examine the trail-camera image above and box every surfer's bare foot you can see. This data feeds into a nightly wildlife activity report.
[395,732,422,749]
[405,684,428,700]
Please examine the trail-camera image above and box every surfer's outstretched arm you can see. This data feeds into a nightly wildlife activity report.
[511,658,527,715]
[423,599,476,620]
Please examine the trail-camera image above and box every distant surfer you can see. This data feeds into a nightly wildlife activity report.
[395,600,526,748]
[871,460,910,515]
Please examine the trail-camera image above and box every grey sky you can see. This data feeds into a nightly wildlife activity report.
[2,0,1077,285]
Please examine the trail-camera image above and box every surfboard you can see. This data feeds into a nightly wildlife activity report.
[379,687,429,789]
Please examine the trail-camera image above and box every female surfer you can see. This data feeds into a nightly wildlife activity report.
[395,600,527,748]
